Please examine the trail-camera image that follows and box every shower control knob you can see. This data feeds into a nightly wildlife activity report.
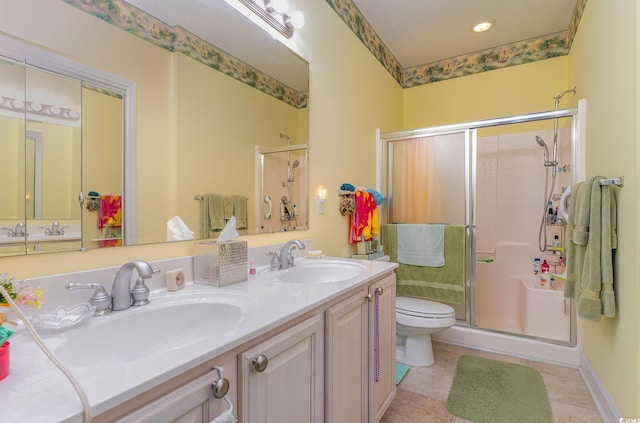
[252,355,269,373]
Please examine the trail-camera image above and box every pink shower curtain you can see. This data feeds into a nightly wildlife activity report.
[392,137,434,223]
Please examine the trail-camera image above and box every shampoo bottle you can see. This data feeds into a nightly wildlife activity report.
[539,259,550,288]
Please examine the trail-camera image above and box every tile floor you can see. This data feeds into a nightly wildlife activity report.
[381,341,603,423]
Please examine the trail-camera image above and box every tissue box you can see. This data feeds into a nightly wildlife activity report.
[194,240,248,287]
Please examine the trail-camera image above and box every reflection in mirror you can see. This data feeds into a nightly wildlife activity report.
[0,0,309,255]
[0,56,26,257]
[259,144,308,233]
[24,65,82,254]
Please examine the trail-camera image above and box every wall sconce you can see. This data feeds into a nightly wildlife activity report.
[236,0,305,39]
[317,186,327,215]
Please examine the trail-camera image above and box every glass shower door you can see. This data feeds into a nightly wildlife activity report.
[387,130,471,320]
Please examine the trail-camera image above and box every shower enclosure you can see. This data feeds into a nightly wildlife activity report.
[379,106,580,346]
[257,143,308,233]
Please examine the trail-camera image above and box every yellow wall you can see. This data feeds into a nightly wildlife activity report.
[174,53,302,235]
[403,56,569,129]
[567,0,640,416]
[1,1,636,416]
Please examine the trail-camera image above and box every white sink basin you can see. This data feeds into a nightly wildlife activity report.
[53,291,260,367]
[275,259,368,284]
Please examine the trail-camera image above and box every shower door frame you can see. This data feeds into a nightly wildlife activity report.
[379,107,579,347]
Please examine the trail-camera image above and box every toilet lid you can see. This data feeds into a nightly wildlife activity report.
[397,296,455,318]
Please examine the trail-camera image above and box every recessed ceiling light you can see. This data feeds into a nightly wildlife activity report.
[473,20,494,33]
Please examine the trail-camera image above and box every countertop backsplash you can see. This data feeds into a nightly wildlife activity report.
[21,238,312,313]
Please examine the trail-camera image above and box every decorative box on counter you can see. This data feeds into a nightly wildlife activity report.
[194,240,248,287]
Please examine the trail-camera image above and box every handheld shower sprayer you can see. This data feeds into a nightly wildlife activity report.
[535,136,548,159]
[535,136,557,167]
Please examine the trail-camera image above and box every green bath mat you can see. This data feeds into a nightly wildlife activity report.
[447,355,552,423]
[395,362,410,385]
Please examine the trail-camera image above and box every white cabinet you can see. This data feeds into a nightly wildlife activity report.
[239,315,324,423]
[112,365,235,423]
[326,274,396,423]
[370,274,396,422]
[326,286,370,423]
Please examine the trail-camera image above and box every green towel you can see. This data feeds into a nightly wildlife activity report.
[564,176,617,321]
[383,224,466,304]
[233,195,248,229]
[207,193,226,233]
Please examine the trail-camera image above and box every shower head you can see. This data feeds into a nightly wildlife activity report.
[535,136,549,161]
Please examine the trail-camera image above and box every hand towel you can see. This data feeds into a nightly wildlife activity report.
[233,195,248,229]
[210,410,236,423]
[207,194,226,232]
[223,195,234,220]
[98,195,122,229]
[564,176,617,321]
[383,224,465,304]
[397,224,445,267]
[350,190,378,243]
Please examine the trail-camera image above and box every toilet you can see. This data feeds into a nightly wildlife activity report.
[396,297,456,366]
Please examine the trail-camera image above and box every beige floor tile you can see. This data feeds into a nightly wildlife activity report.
[527,360,583,382]
[383,342,604,423]
[380,388,454,423]
[541,372,598,410]
[550,400,604,423]
[400,363,454,402]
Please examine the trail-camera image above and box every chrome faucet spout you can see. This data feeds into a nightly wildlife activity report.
[279,240,305,269]
[111,260,155,311]
[14,222,25,237]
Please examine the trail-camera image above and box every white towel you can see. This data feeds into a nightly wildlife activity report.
[397,224,445,267]
[210,410,235,423]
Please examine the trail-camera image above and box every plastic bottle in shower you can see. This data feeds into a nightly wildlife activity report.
[547,201,554,223]
[539,259,550,288]
[533,258,541,275]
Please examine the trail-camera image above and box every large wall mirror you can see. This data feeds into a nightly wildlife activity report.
[0,0,309,257]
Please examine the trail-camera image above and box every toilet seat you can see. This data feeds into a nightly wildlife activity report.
[396,297,455,319]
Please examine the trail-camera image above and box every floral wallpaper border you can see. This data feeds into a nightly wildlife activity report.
[62,0,308,109]
[326,0,588,89]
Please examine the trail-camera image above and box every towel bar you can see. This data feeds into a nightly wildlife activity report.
[598,177,624,187]
[194,194,204,200]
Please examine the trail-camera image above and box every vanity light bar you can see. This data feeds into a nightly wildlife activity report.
[0,96,80,122]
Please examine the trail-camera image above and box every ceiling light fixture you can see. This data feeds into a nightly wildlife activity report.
[235,0,305,39]
[472,20,494,33]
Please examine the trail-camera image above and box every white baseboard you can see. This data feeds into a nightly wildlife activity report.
[579,353,621,423]
[433,325,582,367]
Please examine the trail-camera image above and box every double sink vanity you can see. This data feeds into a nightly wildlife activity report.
[2,241,398,423]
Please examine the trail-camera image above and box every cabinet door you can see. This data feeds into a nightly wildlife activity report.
[370,274,397,422]
[239,315,323,423]
[325,287,369,423]
[116,368,222,423]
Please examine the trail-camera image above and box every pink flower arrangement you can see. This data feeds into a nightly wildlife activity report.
[0,273,42,309]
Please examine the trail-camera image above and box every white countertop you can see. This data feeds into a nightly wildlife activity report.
[1,257,397,423]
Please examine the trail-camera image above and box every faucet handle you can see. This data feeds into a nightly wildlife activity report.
[131,277,151,306]
[65,283,111,315]
[266,252,281,270]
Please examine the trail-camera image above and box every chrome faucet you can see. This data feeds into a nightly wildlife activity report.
[279,239,305,269]
[42,221,64,236]
[8,222,27,238]
[111,260,157,311]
